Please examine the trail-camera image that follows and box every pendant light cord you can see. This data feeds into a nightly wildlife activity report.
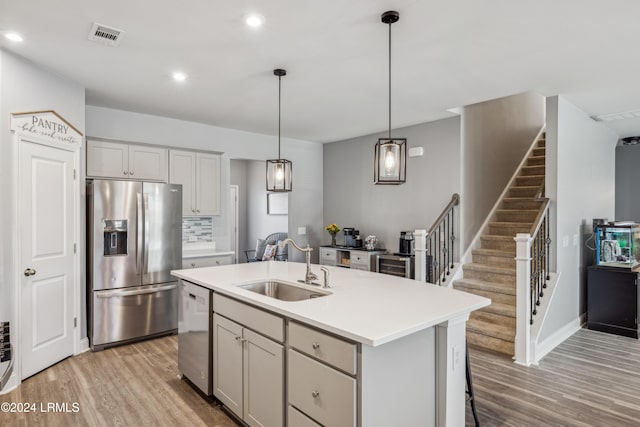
[278,74,282,159]
[388,20,392,140]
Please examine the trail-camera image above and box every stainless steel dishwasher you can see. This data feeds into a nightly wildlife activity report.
[178,280,212,395]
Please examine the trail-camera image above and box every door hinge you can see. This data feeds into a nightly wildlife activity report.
[74,317,77,328]
[73,169,77,180]
[74,243,77,254]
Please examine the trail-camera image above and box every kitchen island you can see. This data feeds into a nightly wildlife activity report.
[172,261,489,427]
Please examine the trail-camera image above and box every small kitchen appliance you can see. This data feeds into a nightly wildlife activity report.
[398,231,415,255]
[343,228,362,248]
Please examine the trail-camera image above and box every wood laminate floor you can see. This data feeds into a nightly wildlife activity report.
[1,328,639,426]
[466,328,640,426]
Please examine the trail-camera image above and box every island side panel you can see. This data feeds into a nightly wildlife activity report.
[436,315,468,427]
[360,326,436,427]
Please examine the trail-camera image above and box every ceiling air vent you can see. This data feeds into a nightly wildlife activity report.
[88,23,125,46]
[622,136,640,146]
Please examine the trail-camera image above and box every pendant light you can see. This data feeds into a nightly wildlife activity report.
[266,68,293,192]
[374,10,406,185]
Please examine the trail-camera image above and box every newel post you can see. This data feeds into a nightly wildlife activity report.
[414,229,427,283]
[514,233,532,366]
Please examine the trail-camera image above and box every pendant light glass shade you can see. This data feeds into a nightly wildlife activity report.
[375,10,407,185]
[374,138,406,184]
[266,158,292,191]
[266,68,293,192]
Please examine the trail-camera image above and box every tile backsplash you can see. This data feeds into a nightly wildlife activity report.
[182,216,214,243]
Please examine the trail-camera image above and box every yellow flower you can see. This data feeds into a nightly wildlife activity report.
[325,223,340,234]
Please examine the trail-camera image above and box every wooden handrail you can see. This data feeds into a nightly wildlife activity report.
[426,193,460,237]
[528,198,550,237]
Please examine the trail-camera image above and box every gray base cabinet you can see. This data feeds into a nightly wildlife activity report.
[213,310,284,427]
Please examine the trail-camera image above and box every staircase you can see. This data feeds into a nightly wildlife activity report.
[454,135,546,356]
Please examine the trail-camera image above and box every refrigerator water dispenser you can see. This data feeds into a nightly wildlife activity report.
[103,219,128,256]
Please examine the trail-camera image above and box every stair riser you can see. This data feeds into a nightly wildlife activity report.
[471,310,516,327]
[527,157,545,166]
[467,320,515,342]
[480,238,516,252]
[467,331,513,356]
[496,211,539,223]
[489,224,531,236]
[515,175,544,186]
[456,286,516,305]
[521,166,545,176]
[472,253,516,268]
[502,200,543,210]
[538,139,546,148]
[463,268,515,286]
[533,148,545,157]
[509,187,539,197]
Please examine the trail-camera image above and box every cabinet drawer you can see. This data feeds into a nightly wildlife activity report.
[182,255,232,269]
[320,249,337,266]
[350,253,369,267]
[288,405,321,427]
[288,350,356,427]
[213,294,284,342]
[289,322,357,375]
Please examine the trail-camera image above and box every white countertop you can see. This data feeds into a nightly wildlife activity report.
[171,261,490,347]
[182,246,235,259]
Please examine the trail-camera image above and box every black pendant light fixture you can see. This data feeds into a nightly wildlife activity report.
[266,68,293,192]
[374,10,406,185]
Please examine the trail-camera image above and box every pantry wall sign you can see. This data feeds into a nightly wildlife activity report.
[10,110,83,146]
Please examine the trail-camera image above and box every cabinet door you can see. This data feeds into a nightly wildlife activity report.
[170,150,196,216]
[213,314,244,417]
[350,253,371,271]
[243,328,284,427]
[129,145,168,182]
[320,248,337,267]
[196,153,221,215]
[86,140,129,178]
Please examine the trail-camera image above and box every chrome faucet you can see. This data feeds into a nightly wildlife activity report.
[282,238,318,285]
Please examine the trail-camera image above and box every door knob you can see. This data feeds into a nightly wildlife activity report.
[24,268,36,277]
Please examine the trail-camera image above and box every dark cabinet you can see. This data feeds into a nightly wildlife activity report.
[587,266,640,338]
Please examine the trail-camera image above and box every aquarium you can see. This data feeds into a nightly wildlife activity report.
[595,222,640,270]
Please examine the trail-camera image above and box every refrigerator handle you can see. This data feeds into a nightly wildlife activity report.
[143,193,150,274]
[136,192,143,275]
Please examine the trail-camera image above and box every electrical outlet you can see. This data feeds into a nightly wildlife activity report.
[298,227,306,235]
[562,236,569,247]
[452,346,462,372]
[573,234,579,246]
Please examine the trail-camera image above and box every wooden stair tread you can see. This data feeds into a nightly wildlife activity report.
[480,301,516,317]
[467,318,515,342]
[454,278,516,295]
[509,186,539,190]
[462,263,515,276]
[489,221,533,226]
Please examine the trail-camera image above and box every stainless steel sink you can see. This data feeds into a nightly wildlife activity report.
[238,281,329,301]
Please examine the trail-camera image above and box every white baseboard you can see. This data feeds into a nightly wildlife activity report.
[77,337,90,354]
[534,315,583,363]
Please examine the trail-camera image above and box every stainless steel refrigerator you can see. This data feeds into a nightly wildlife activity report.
[87,180,182,350]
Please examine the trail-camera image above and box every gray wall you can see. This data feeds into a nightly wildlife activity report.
[615,144,640,221]
[539,96,618,342]
[230,159,249,262]
[85,106,323,263]
[0,50,86,386]
[246,160,288,254]
[461,92,546,250]
[323,117,461,253]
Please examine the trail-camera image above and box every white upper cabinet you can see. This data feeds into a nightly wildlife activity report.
[86,139,168,182]
[170,150,220,216]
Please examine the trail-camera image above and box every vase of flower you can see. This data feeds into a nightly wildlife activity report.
[325,223,340,247]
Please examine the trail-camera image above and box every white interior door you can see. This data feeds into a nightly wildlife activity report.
[230,185,239,263]
[19,140,75,379]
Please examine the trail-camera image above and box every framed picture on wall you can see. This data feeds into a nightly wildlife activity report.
[267,193,288,215]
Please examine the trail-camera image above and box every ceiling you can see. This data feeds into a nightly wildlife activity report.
[1,0,639,143]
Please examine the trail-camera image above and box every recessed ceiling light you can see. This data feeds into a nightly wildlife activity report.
[5,32,24,42]
[245,14,265,28]
[172,71,187,82]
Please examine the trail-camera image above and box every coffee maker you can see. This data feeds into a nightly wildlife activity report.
[343,228,362,248]
[398,231,415,255]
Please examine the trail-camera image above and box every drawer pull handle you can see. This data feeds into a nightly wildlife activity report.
[312,342,320,350]
[235,336,246,343]
[312,390,320,398]
[191,263,196,268]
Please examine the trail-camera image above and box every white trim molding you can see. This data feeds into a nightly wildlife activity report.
[534,314,584,363]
